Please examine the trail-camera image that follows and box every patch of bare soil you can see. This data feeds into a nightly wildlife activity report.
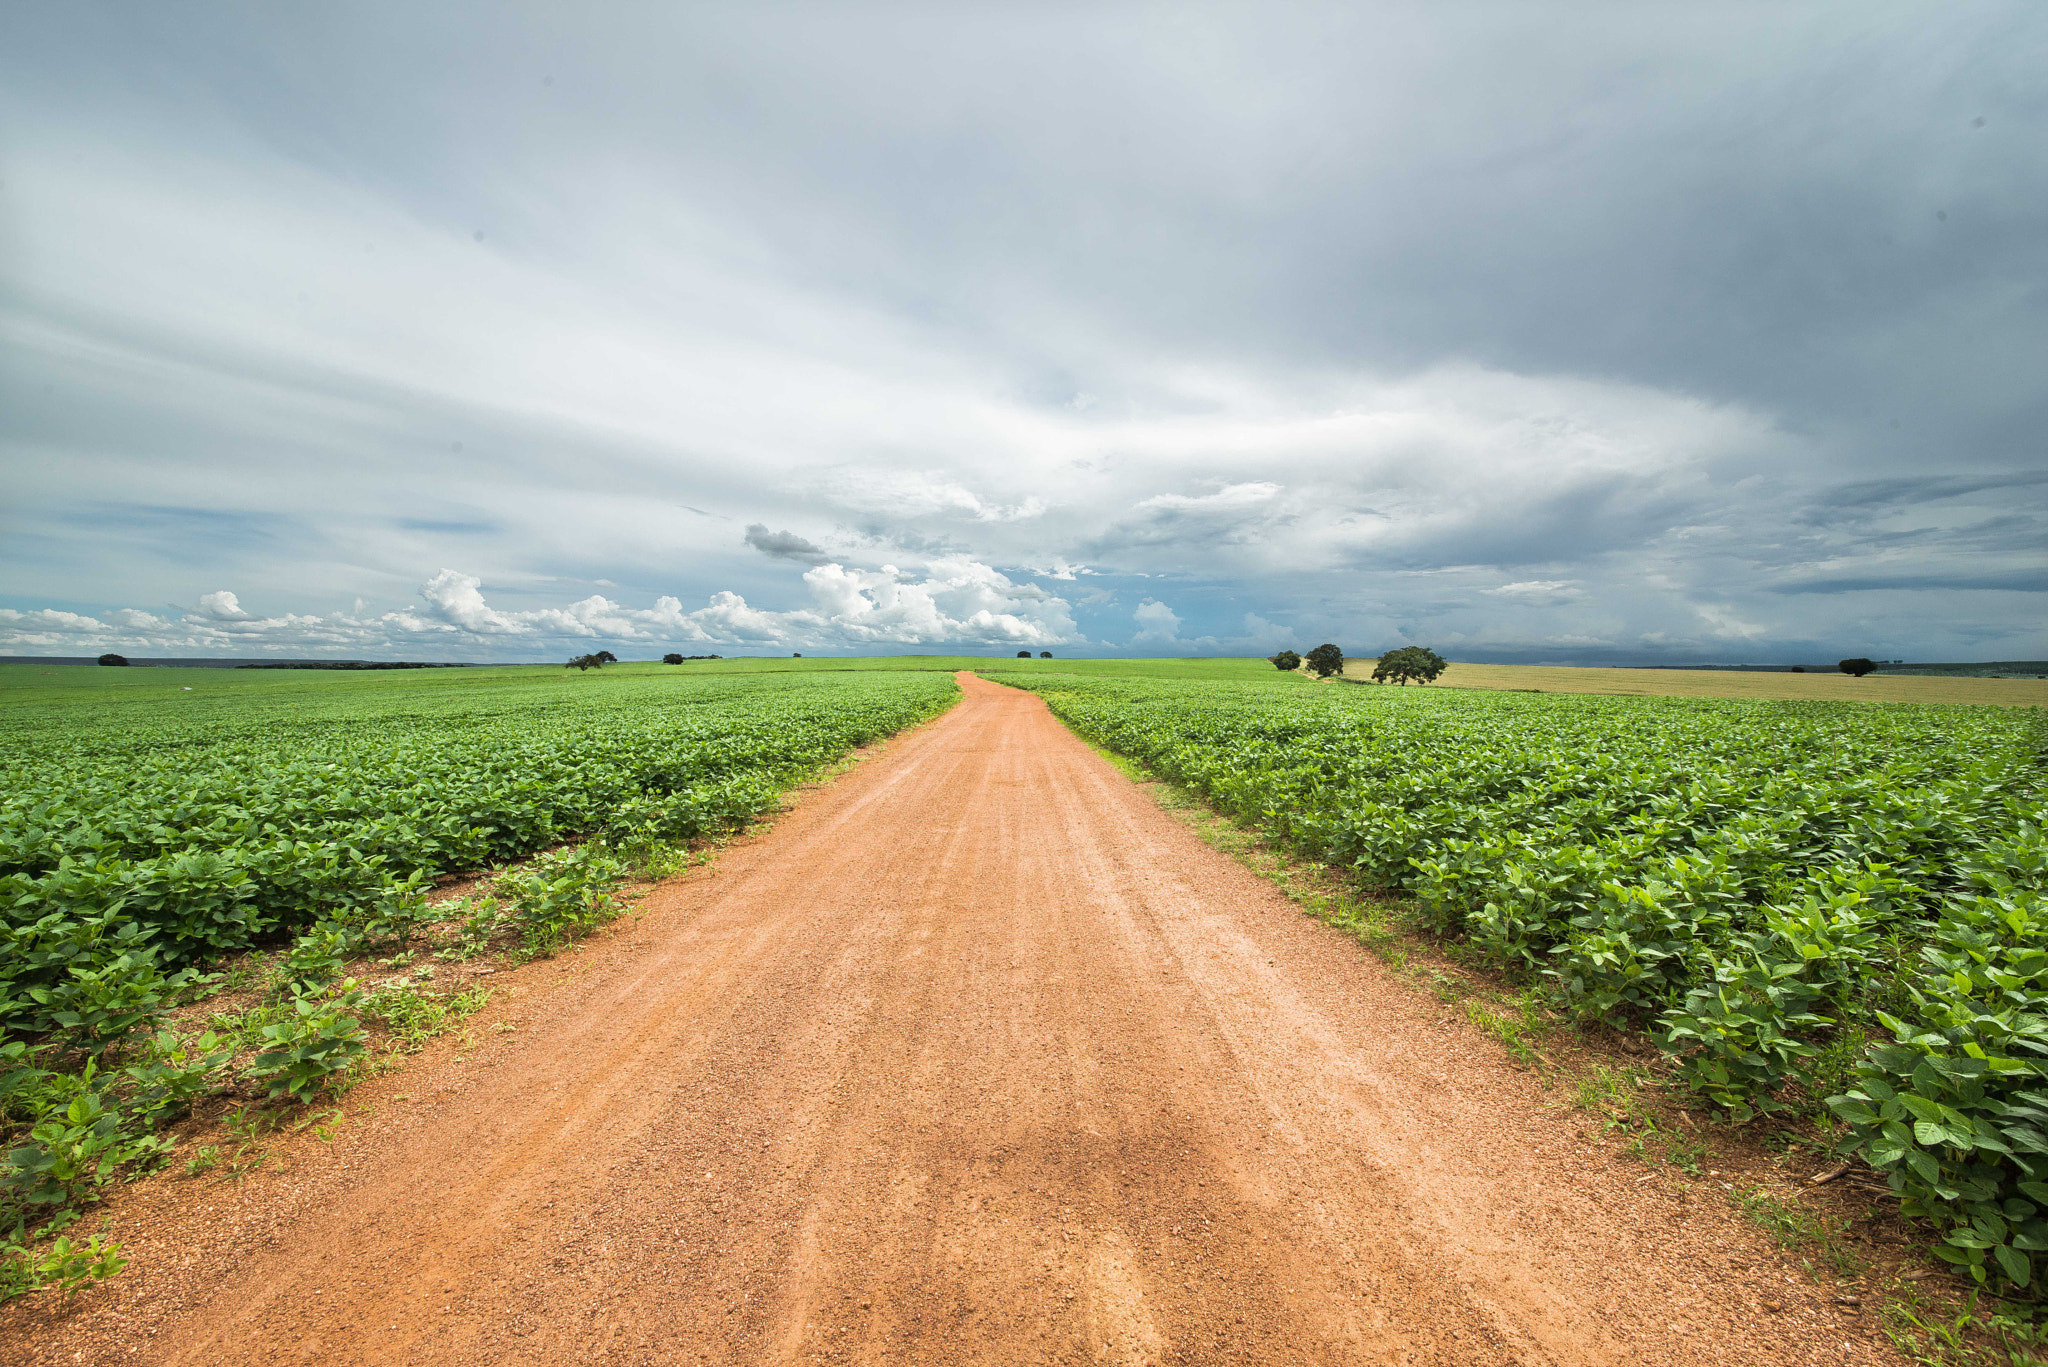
[2,674,1903,1365]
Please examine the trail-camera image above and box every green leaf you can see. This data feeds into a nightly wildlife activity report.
[1900,1095,1944,1124]
[1995,1243,2032,1287]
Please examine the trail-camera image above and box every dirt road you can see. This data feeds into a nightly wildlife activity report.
[14,674,1893,1366]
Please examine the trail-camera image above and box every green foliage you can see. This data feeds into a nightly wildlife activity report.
[1821,831,2048,1290]
[499,843,627,959]
[120,1028,233,1126]
[1271,651,1302,672]
[368,981,448,1051]
[3,1090,164,1210]
[1303,644,1345,678]
[434,896,507,961]
[1841,658,1877,677]
[244,991,366,1105]
[989,670,2047,1287]
[1371,645,1448,685]
[1,669,953,974]
[0,1230,127,1301]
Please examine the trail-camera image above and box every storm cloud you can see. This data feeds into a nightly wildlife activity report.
[2,4,2041,661]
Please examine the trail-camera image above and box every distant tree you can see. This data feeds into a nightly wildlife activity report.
[1271,650,1302,672]
[1018,650,1032,658]
[1790,665,1806,673]
[1838,658,1876,677]
[792,652,802,658]
[1303,643,1345,678]
[662,653,685,665]
[566,654,605,671]
[1039,651,1052,658]
[595,650,618,664]
[1372,646,1448,686]
[96,653,130,667]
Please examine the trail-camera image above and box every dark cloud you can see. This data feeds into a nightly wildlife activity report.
[1768,569,2048,595]
[1819,471,2048,512]
[744,524,831,565]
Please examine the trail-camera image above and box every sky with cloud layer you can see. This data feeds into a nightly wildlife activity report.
[3,3,2042,662]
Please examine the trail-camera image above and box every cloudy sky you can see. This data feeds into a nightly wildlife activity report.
[3,3,2042,662]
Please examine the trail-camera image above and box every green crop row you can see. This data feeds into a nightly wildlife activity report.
[992,671,2048,1290]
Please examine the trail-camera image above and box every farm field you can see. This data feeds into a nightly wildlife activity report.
[2,673,1900,1366]
[0,663,959,972]
[4,653,2043,1361]
[1337,657,2048,706]
[994,668,2048,1286]
[0,660,957,1291]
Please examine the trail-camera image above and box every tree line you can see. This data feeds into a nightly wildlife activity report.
[1268,644,1447,685]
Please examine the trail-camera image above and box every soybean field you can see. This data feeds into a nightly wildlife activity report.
[994,670,2048,1288]
[3,665,955,979]
[0,662,954,1287]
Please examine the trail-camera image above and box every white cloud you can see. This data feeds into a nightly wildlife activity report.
[1237,612,1293,647]
[197,589,249,620]
[1134,482,1282,513]
[1132,598,1181,643]
[0,561,1081,656]
[802,469,1050,525]
[417,569,519,633]
[1483,580,1583,603]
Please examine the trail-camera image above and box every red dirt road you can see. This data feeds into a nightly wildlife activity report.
[10,674,1895,1366]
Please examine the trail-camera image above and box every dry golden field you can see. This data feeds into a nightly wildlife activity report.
[1339,659,2047,707]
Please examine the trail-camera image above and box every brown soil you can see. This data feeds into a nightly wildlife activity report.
[3,673,1901,1366]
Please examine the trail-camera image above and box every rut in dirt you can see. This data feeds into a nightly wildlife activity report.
[54,673,1891,1367]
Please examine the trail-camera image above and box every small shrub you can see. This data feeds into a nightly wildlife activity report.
[435,897,506,961]
[244,992,366,1105]
[270,922,353,998]
[367,984,447,1052]
[120,1029,233,1126]
[0,1231,127,1302]
[498,845,627,960]
[2,1091,164,1211]
[1271,651,1302,671]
